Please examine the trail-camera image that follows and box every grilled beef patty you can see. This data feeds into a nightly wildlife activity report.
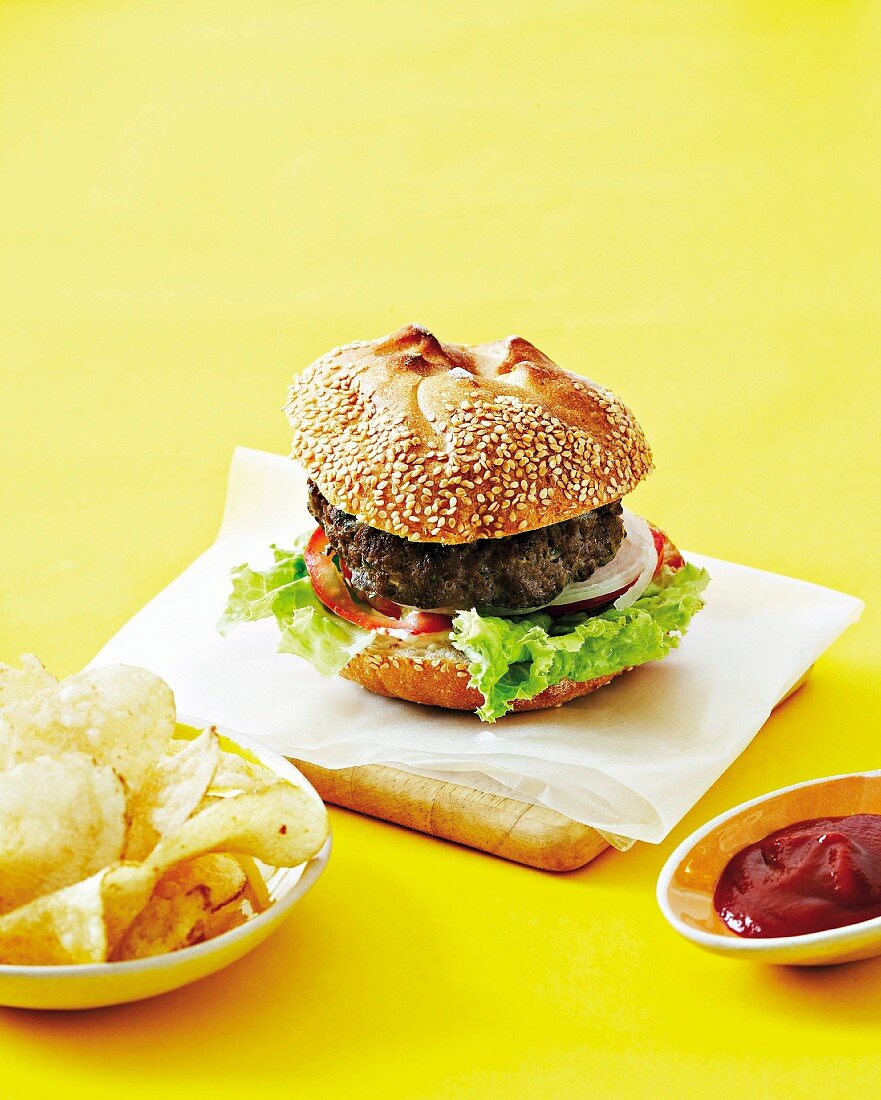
[307,481,624,611]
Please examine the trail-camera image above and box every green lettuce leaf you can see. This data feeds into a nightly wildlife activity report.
[450,563,709,721]
[218,537,375,676]
[218,540,307,630]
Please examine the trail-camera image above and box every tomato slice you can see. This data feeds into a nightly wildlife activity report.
[304,528,453,636]
[651,524,684,575]
[366,593,405,618]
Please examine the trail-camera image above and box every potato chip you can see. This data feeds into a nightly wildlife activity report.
[0,753,128,915]
[101,861,160,954]
[112,855,247,961]
[0,664,175,790]
[0,655,57,708]
[183,853,248,909]
[236,854,272,911]
[0,873,107,965]
[200,897,255,941]
[208,750,276,797]
[113,886,211,961]
[151,783,329,872]
[126,728,221,861]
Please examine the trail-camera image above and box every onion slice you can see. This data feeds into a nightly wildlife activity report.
[610,511,659,609]
[541,510,658,612]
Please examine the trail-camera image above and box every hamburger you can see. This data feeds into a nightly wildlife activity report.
[221,325,708,721]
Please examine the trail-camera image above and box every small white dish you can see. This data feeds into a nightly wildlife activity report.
[0,720,331,1009]
[657,771,881,966]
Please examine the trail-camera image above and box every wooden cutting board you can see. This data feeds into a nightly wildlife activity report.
[290,670,812,871]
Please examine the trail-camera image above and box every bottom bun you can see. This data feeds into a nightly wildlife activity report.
[340,640,627,714]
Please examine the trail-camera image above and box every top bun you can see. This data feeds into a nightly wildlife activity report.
[285,324,652,544]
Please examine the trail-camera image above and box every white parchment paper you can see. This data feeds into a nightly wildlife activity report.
[90,448,864,843]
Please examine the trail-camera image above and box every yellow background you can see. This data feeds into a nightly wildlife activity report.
[1,1,879,1096]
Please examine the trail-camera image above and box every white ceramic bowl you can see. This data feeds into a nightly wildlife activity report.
[657,771,881,966]
[0,721,331,1009]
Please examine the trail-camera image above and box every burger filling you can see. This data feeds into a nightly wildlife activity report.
[220,495,709,722]
[306,480,625,611]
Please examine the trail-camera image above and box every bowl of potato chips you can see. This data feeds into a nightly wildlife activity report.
[0,656,331,1010]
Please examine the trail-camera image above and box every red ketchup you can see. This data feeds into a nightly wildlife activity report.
[714,815,881,938]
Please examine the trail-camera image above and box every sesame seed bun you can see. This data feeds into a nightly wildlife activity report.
[286,324,652,544]
[340,638,626,713]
